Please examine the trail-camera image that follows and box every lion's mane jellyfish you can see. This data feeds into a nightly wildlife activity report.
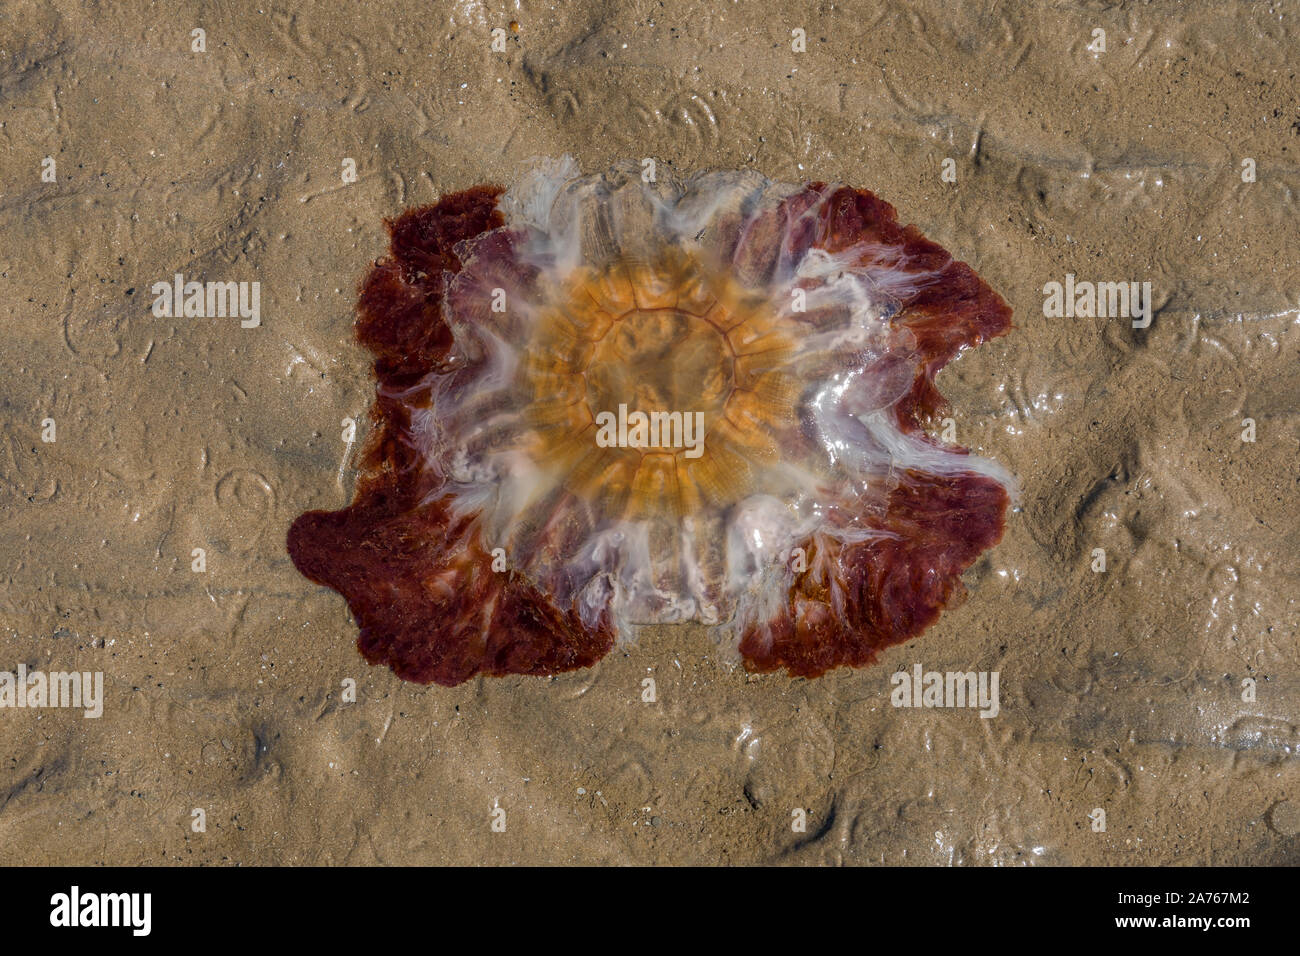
[288,157,1014,686]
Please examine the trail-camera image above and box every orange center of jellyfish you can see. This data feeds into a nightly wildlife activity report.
[585,309,733,439]
[523,253,799,519]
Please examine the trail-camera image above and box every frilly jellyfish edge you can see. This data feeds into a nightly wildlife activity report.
[287,160,1013,686]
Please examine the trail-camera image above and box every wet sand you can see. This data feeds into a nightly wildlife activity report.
[1,0,1297,864]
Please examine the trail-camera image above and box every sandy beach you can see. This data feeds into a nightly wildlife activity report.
[1,0,1297,864]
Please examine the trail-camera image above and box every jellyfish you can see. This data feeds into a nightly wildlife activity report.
[287,157,1014,686]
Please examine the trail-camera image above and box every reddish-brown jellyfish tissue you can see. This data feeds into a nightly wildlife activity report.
[288,158,1013,686]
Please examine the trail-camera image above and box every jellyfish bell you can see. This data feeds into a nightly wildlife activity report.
[287,158,1014,686]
